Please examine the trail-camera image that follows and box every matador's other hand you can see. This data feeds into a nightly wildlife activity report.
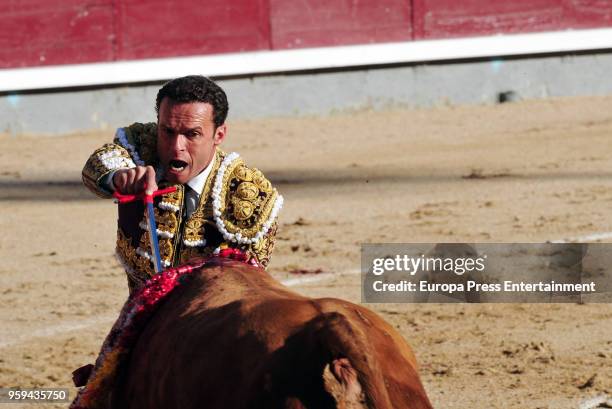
[112,166,158,195]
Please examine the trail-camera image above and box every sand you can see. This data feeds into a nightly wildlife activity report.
[0,96,611,408]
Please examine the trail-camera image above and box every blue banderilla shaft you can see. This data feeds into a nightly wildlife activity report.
[113,186,177,274]
[145,199,163,273]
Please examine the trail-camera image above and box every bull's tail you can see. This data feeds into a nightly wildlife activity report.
[312,310,432,409]
[322,357,368,409]
[312,311,390,408]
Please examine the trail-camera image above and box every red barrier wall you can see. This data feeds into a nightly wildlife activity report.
[0,0,115,68]
[269,0,412,49]
[412,0,612,39]
[116,0,270,60]
[2,0,611,69]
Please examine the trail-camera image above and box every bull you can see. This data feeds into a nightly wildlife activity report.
[76,257,433,409]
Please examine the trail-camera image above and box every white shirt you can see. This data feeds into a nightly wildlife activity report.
[183,158,215,217]
[185,157,214,198]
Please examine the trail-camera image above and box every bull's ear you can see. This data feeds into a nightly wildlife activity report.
[322,358,367,409]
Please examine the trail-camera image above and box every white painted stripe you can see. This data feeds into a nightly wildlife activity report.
[0,315,116,349]
[282,270,362,287]
[0,270,359,348]
[281,272,350,287]
[2,28,612,92]
[549,231,612,243]
[579,395,611,409]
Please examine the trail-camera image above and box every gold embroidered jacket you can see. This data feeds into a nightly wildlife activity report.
[82,123,283,292]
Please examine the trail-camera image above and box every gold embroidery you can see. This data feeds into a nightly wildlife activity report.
[249,221,277,267]
[137,232,155,276]
[177,151,222,258]
[154,208,178,233]
[112,147,279,291]
[217,157,279,240]
[135,256,153,278]
[118,122,158,166]
[183,216,206,243]
[82,124,157,200]
[236,182,259,200]
[179,246,216,264]
[135,227,173,274]
[154,184,183,266]
[252,169,273,193]
[117,229,148,291]
[117,229,137,269]
[233,165,254,182]
[159,185,183,210]
[82,144,134,198]
[232,199,255,220]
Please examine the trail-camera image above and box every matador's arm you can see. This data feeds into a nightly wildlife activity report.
[82,123,158,198]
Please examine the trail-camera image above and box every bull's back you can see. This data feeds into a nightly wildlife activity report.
[118,263,321,408]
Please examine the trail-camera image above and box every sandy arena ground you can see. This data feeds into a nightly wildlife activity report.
[0,96,611,408]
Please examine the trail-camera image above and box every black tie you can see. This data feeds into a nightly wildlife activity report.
[184,185,198,218]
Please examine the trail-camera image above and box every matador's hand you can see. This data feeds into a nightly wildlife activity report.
[112,166,158,195]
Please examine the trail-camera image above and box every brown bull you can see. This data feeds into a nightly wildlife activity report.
[117,258,433,409]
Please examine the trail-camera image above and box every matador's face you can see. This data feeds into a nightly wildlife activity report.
[157,98,226,184]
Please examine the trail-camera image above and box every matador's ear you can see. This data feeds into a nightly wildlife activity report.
[213,123,227,145]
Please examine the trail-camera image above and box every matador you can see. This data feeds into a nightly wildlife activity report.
[82,76,282,293]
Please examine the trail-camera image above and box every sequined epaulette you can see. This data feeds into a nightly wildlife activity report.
[82,122,159,198]
[82,143,136,198]
[212,152,283,245]
[113,122,158,167]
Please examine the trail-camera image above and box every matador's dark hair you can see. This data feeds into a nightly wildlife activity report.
[155,75,229,128]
